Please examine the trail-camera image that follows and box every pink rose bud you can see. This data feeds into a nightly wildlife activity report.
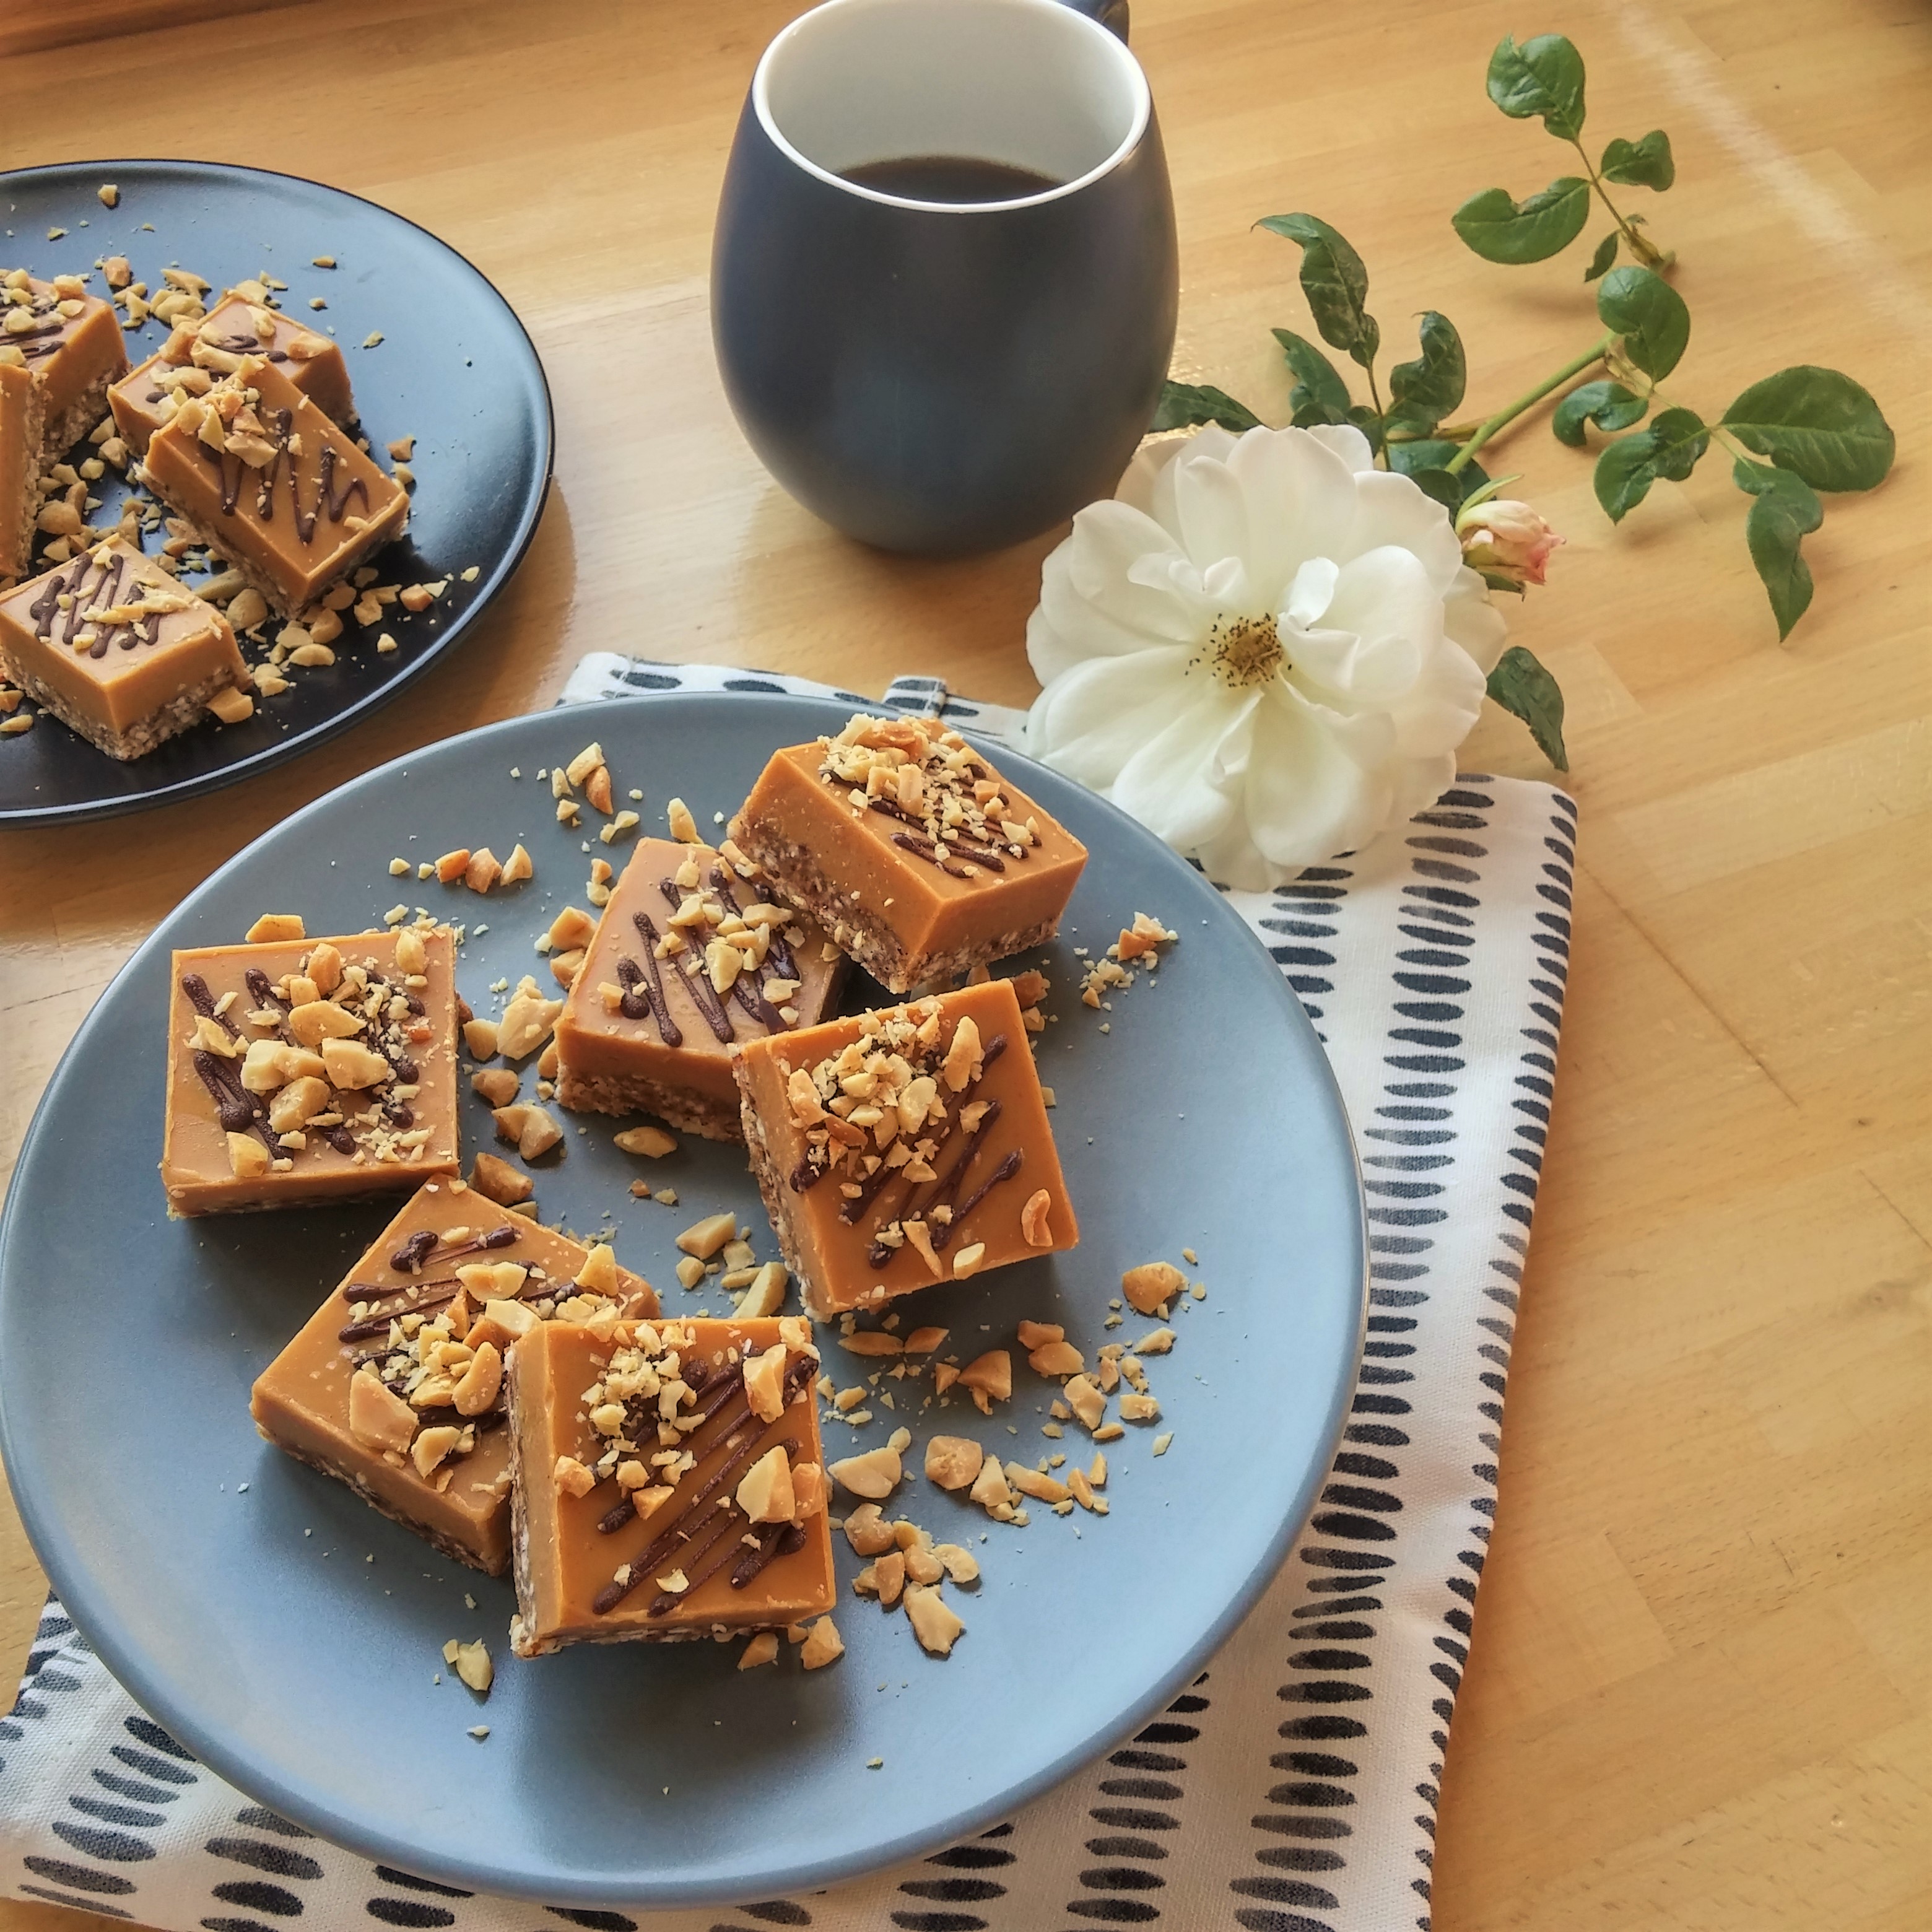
[1456,498,1564,589]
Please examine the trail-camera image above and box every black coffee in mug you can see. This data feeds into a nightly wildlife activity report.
[712,0,1177,557]
[838,155,1067,202]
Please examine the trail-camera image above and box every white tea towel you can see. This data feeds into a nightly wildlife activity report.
[1,658,1578,1932]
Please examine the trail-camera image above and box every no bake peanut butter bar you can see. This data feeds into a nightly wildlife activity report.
[733,978,1077,1318]
[251,1182,659,1575]
[0,537,248,759]
[0,269,129,463]
[507,1315,834,1655]
[162,923,460,1216]
[0,350,46,580]
[110,296,354,456]
[141,354,406,619]
[554,836,850,1140]
[729,713,1087,995]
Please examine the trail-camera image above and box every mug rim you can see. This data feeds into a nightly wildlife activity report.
[751,0,1152,214]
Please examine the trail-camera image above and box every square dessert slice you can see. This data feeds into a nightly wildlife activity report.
[734,978,1077,1318]
[507,1313,834,1655]
[162,923,461,1216]
[141,354,407,619]
[554,835,850,1140]
[250,1181,659,1575]
[0,350,45,580]
[110,297,355,456]
[0,537,249,759]
[1,269,129,461]
[728,712,1087,996]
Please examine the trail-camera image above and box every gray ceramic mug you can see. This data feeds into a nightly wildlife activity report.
[711,0,1177,557]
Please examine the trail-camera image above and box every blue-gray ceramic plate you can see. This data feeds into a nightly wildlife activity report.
[0,694,1364,1906]
[0,159,552,825]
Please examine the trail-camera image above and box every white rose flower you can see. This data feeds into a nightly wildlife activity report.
[1022,422,1510,890]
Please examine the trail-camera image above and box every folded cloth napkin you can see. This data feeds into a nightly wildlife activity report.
[1,658,1578,1932]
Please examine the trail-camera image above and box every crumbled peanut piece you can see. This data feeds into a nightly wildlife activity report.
[469,1151,533,1206]
[612,1124,677,1159]
[952,1242,987,1279]
[554,1455,596,1499]
[738,1631,779,1671]
[500,843,534,886]
[435,848,471,884]
[1020,1188,1053,1247]
[1119,1392,1161,1422]
[735,1261,789,1318]
[923,1435,984,1490]
[902,1326,949,1355]
[829,1444,903,1500]
[800,1616,844,1669]
[903,1585,964,1655]
[1133,1328,1177,1355]
[934,1544,980,1585]
[1005,1461,1069,1504]
[676,1211,738,1259]
[1016,1321,1064,1349]
[465,848,503,894]
[840,1331,902,1359]
[1062,1374,1106,1431]
[498,981,564,1060]
[666,796,700,843]
[565,742,604,786]
[244,913,305,944]
[463,1017,500,1060]
[957,1350,1011,1412]
[1121,1260,1186,1316]
[1028,1339,1084,1378]
[967,1458,1012,1513]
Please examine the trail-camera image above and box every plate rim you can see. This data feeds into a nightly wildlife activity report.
[0,155,556,828]
[0,689,1367,1904]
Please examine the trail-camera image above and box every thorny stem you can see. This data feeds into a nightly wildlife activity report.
[1570,139,1673,270]
[1443,333,1615,474]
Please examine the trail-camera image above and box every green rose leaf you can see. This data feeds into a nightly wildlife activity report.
[1451,178,1591,263]
[1596,265,1690,379]
[1719,365,1896,493]
[1387,442,1490,511]
[1593,406,1709,521]
[1552,378,1647,446]
[1258,214,1380,368]
[1733,458,1824,641]
[1271,327,1353,424]
[1486,645,1570,771]
[1152,381,1263,434]
[1486,34,1588,141]
[1344,403,1386,455]
[1600,129,1675,189]
[1583,230,1618,282]
[1386,311,1467,435]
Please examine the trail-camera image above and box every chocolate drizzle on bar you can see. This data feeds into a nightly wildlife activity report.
[178,936,440,1171]
[616,911,682,1046]
[588,1347,819,1617]
[25,549,170,659]
[818,713,1040,885]
[192,375,367,547]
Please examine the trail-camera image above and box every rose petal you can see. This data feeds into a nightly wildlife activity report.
[1024,646,1193,794]
[1107,679,1259,854]
[1442,567,1510,674]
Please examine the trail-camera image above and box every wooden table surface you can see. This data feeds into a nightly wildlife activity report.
[1,0,1926,1925]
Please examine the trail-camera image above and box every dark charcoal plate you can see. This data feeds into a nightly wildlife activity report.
[0,159,551,824]
[0,694,1365,1905]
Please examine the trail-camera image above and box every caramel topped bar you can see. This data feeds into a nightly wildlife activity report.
[0,537,247,759]
[162,924,459,1216]
[729,713,1087,994]
[250,1182,659,1575]
[141,354,407,619]
[0,269,129,460]
[110,295,354,456]
[0,352,44,580]
[554,835,850,1140]
[507,1315,834,1654]
[734,978,1078,1317]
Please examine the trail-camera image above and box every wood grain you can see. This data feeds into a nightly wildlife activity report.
[1,1,1928,1927]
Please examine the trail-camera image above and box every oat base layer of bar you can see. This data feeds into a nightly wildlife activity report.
[554,1066,744,1143]
[729,823,1062,993]
[0,659,238,761]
